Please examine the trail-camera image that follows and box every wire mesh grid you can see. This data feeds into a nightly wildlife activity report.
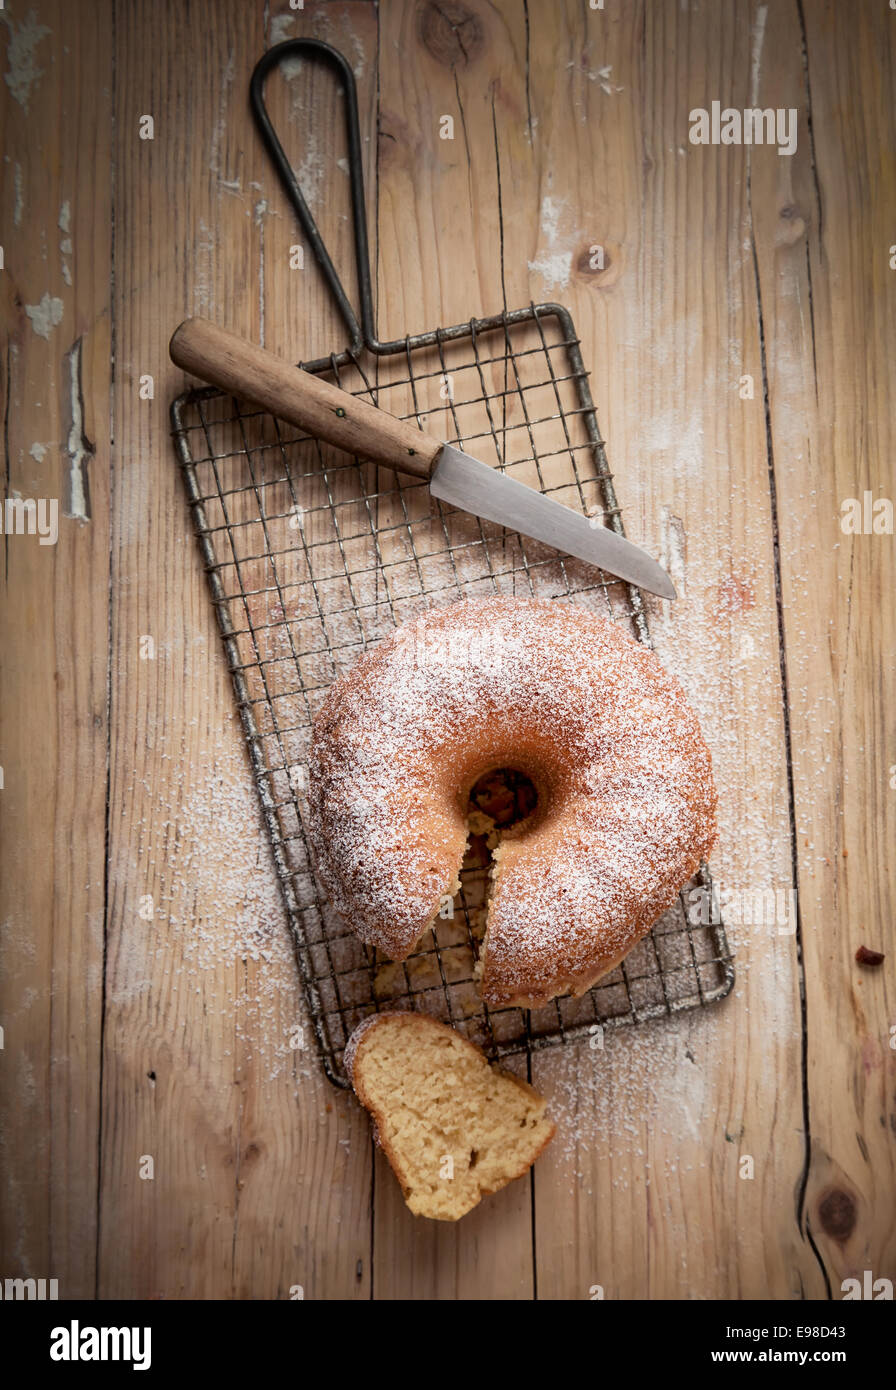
[170,301,734,1087]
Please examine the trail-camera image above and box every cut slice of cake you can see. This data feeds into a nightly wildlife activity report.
[345,1011,555,1221]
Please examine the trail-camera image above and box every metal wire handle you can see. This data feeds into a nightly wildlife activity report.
[250,38,375,354]
[253,37,509,369]
[253,37,438,362]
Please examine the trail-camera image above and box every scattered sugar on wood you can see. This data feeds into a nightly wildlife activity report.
[117,710,314,1086]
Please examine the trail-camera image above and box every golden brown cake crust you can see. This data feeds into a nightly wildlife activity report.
[307,596,717,1009]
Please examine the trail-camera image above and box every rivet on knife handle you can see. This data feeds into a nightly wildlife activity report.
[169,317,442,480]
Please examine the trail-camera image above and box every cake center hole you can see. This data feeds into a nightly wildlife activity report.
[468,768,538,829]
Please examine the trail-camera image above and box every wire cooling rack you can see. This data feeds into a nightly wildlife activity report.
[170,302,734,1087]
[169,39,733,1088]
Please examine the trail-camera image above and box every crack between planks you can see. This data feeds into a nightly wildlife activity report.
[3,333,10,583]
[453,70,475,202]
[832,544,857,871]
[490,82,513,629]
[231,995,247,1297]
[838,542,856,709]
[745,46,831,1294]
[749,233,830,1299]
[796,0,823,251]
[95,0,118,1301]
[795,2,821,404]
[490,89,508,316]
[522,0,533,142]
[490,72,537,1298]
[803,243,819,406]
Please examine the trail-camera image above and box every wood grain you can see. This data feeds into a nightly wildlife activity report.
[369,0,549,1299]
[749,0,896,1292]
[1,0,892,1302]
[502,0,813,1300]
[98,0,372,1299]
[0,0,112,1298]
[231,0,379,1300]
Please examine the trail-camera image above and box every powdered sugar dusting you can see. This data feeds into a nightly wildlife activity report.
[306,597,716,1008]
[114,715,312,1083]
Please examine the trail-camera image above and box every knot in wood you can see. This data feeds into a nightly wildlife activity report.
[419,1,485,68]
[817,1187,857,1242]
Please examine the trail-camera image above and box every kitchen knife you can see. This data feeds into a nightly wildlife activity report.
[169,318,676,600]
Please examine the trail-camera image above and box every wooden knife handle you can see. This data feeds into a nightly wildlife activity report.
[169,317,442,480]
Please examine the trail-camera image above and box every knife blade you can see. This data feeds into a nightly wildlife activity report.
[430,444,675,599]
[169,318,676,600]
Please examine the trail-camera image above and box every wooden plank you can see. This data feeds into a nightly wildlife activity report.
[513,0,817,1298]
[230,0,379,1300]
[99,0,372,1299]
[372,0,543,1297]
[0,0,112,1299]
[750,0,896,1291]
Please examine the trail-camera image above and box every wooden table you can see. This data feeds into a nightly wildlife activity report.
[2,0,893,1300]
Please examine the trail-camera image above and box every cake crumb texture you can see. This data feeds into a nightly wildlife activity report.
[347,1012,555,1221]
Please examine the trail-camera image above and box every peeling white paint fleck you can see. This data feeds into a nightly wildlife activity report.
[209,50,236,187]
[528,248,572,291]
[269,14,296,45]
[538,194,565,246]
[586,63,624,96]
[61,220,73,284]
[348,31,365,80]
[660,504,688,600]
[254,199,275,225]
[2,9,51,112]
[65,339,90,521]
[25,293,64,339]
[568,58,623,96]
[750,4,768,109]
[29,442,47,462]
[193,218,215,315]
[294,130,324,207]
[527,194,574,291]
[269,15,303,78]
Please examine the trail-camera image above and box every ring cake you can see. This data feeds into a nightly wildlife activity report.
[306,596,717,1008]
